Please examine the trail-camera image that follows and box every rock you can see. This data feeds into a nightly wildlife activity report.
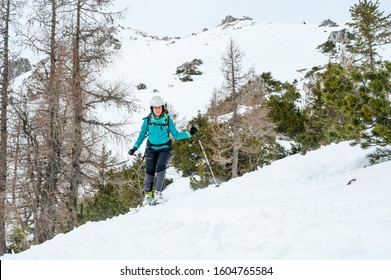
[328,29,353,44]
[220,15,253,26]
[136,83,147,90]
[9,58,31,80]
[221,15,237,25]
[319,19,339,27]
[108,35,121,50]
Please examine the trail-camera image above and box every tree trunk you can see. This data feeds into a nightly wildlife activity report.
[37,0,60,243]
[230,40,239,179]
[231,86,239,179]
[69,0,83,229]
[368,41,375,71]
[0,0,11,256]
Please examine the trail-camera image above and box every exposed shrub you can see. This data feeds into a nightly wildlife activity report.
[137,83,147,90]
[367,148,391,165]
[180,75,193,82]
[317,40,336,54]
[7,226,31,254]
[176,59,203,82]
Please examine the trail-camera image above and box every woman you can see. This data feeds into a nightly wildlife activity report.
[128,96,198,206]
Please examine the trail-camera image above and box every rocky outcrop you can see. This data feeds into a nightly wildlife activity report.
[176,59,203,75]
[328,29,353,45]
[220,15,253,26]
[317,29,353,54]
[319,19,339,27]
[108,35,121,50]
[9,58,31,80]
[176,59,203,82]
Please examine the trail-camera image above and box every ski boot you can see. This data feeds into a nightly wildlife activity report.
[151,190,164,205]
[142,191,153,206]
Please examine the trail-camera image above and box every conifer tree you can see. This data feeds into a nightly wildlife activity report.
[171,113,208,177]
[351,62,391,147]
[216,38,248,178]
[263,72,304,138]
[302,62,391,151]
[206,39,276,179]
[297,64,358,153]
[5,0,137,246]
[171,113,225,189]
[78,152,144,224]
[347,0,391,70]
[320,64,363,142]
[296,72,331,154]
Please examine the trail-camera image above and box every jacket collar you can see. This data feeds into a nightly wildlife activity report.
[150,113,168,123]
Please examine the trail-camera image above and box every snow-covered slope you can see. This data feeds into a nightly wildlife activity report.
[105,20,337,120]
[2,142,390,260]
[4,10,391,262]
[100,19,347,157]
[102,18,391,158]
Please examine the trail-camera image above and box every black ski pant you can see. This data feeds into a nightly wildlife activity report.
[144,148,171,192]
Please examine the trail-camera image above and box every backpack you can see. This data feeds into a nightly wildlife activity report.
[144,113,171,149]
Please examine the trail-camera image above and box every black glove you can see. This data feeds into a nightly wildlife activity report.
[128,148,137,156]
[189,126,198,135]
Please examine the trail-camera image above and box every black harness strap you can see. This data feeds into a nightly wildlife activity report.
[145,114,171,149]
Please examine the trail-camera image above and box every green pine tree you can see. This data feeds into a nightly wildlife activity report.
[352,61,391,147]
[347,0,391,70]
[301,62,391,151]
[297,64,360,153]
[296,71,331,154]
[320,64,364,142]
[263,72,305,138]
[171,113,225,189]
[77,155,145,224]
[171,113,208,177]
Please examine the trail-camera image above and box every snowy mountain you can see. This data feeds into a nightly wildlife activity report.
[3,12,391,263]
[101,18,348,157]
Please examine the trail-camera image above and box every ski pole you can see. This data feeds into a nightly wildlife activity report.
[192,125,219,187]
[132,148,147,200]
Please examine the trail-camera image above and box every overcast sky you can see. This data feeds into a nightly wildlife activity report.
[114,0,391,37]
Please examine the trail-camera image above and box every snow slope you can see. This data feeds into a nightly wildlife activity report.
[2,141,390,260]
[4,8,391,264]
[105,20,337,118]
[100,19,344,157]
[101,18,391,159]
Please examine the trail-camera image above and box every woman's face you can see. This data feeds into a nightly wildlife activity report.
[153,106,162,117]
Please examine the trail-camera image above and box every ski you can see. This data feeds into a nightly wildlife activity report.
[128,199,167,214]
[150,198,167,206]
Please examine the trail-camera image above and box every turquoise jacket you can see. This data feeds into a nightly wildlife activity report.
[133,113,190,150]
